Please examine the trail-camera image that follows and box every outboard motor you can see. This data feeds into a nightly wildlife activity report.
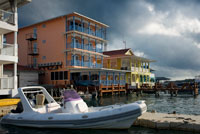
[62,89,88,113]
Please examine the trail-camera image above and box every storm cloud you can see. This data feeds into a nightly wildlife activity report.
[18,0,200,80]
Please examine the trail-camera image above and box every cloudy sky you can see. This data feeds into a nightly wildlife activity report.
[18,0,200,80]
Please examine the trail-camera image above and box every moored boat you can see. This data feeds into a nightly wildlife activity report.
[1,86,147,129]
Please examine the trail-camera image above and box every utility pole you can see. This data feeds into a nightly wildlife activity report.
[123,40,126,49]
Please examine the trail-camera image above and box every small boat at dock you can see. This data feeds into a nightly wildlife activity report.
[1,86,147,129]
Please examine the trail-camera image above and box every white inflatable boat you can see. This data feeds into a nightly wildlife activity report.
[1,86,147,129]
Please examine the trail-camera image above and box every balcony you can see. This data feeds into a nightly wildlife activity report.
[69,25,106,40]
[67,59,102,68]
[131,67,139,72]
[0,43,17,64]
[26,33,37,41]
[76,80,125,86]
[70,43,103,53]
[28,48,39,55]
[0,76,14,89]
[131,67,150,73]
[100,80,126,86]
[0,9,17,34]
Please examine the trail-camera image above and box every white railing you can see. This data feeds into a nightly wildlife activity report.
[0,9,14,24]
[143,68,150,73]
[131,67,150,73]
[131,67,140,72]
[0,77,14,89]
[0,43,17,56]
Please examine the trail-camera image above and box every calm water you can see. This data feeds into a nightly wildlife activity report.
[1,93,200,134]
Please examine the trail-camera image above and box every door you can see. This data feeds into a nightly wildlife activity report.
[33,43,37,53]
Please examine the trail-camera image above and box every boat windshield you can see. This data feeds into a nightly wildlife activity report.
[63,89,81,102]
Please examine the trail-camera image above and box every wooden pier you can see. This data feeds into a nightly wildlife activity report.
[129,82,199,97]
[99,84,126,96]
[46,82,198,97]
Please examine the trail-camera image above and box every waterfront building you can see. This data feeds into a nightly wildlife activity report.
[4,64,38,87]
[0,0,31,97]
[6,12,128,89]
[103,48,156,87]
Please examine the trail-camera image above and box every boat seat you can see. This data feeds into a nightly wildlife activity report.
[35,94,45,108]
[46,102,61,113]
[76,101,88,113]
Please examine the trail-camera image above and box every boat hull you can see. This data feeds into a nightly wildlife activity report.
[1,103,145,129]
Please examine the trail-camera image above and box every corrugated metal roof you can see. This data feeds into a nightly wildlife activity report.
[103,48,131,56]
[19,12,109,29]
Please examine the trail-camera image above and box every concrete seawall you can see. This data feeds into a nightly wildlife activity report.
[133,112,200,132]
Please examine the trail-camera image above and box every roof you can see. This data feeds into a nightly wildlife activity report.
[4,64,38,71]
[156,77,170,81]
[103,48,156,62]
[70,68,131,73]
[0,0,31,11]
[20,12,109,29]
[103,48,132,56]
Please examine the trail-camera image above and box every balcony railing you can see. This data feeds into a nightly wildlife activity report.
[100,80,126,85]
[26,33,37,41]
[0,77,14,89]
[71,59,81,66]
[0,9,14,24]
[131,67,149,73]
[0,44,16,56]
[96,63,102,68]
[70,43,103,53]
[69,25,106,40]
[28,48,39,55]
[76,80,125,86]
[68,60,102,68]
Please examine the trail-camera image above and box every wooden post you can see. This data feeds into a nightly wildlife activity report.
[194,82,199,97]
[125,83,128,95]
[99,84,103,97]
[118,84,120,95]
[112,84,114,95]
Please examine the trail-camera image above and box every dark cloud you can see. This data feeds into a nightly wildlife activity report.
[18,0,200,80]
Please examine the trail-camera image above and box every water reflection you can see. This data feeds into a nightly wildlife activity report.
[0,125,193,134]
[84,93,200,115]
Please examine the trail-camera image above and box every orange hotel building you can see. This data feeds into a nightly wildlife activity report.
[6,12,129,87]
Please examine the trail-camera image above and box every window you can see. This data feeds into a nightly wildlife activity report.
[33,27,37,34]
[33,27,37,38]
[64,71,68,80]
[42,40,46,44]
[55,72,59,80]
[51,71,68,80]
[3,35,6,43]
[42,24,46,28]
[51,72,55,80]
[42,56,46,60]
[59,72,63,80]
[33,43,38,53]
[33,58,37,68]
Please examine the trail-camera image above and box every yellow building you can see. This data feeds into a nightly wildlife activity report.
[103,48,155,87]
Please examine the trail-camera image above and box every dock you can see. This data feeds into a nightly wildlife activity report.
[130,82,199,97]
[134,112,200,132]
[99,84,126,96]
